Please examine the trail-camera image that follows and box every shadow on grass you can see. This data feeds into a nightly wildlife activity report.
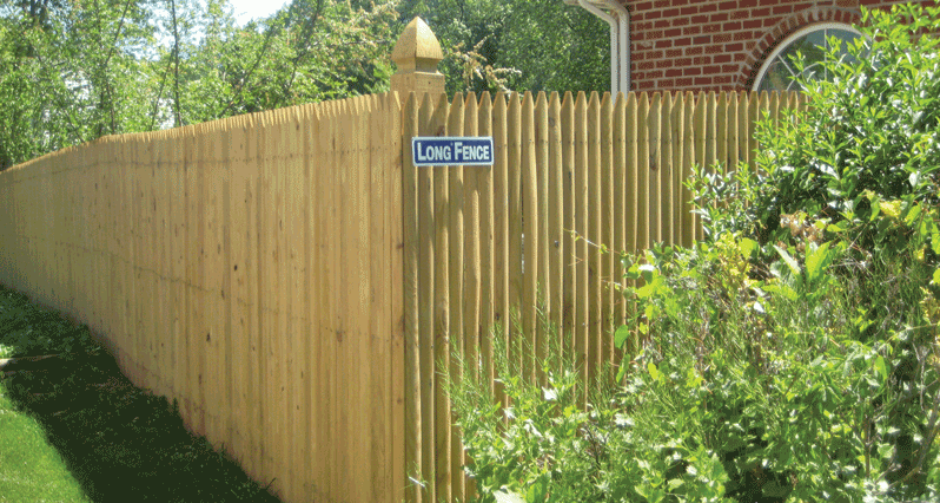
[1,287,281,503]
[3,352,282,503]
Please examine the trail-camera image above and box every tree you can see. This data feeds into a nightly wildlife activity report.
[399,0,610,94]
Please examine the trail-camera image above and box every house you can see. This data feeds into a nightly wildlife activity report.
[570,0,938,93]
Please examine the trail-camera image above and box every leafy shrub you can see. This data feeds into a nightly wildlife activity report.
[749,4,940,264]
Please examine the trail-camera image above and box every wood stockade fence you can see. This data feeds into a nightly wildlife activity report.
[0,17,804,503]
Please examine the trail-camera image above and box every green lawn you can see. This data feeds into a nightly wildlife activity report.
[0,386,91,503]
[0,285,281,503]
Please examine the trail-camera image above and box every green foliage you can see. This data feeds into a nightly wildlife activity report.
[399,0,610,95]
[446,324,736,503]
[750,3,940,265]
[0,287,95,359]
[0,0,401,168]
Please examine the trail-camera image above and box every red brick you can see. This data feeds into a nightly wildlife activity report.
[733,30,756,41]
[680,6,698,15]
[674,37,692,47]
[743,19,763,30]
[714,54,733,64]
[657,78,676,88]
[657,59,675,69]
[685,45,704,55]
[714,33,734,43]
[703,23,722,33]
[717,1,737,11]
[722,64,740,73]
[683,25,703,35]
[724,21,743,31]
[738,0,761,8]
[702,64,720,73]
[664,28,683,38]
[694,76,714,86]
[654,19,672,28]
[724,42,744,52]
[684,67,702,76]
[665,68,683,78]
[690,14,709,24]
[693,35,711,44]
[656,39,673,49]
[710,12,730,23]
[705,44,725,55]
[665,48,683,58]
[699,2,718,13]
[662,8,681,18]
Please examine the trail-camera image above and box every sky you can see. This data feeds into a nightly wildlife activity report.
[229,0,292,25]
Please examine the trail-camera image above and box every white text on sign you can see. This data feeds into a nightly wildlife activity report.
[411,137,495,167]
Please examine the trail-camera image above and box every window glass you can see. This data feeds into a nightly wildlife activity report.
[755,25,862,92]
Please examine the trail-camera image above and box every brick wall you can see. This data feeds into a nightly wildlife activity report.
[623,0,938,92]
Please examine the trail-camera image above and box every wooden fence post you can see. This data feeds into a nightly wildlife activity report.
[391,17,445,97]
[391,15,444,503]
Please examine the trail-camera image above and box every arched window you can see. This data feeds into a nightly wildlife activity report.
[753,23,862,92]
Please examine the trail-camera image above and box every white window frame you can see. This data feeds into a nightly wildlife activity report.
[752,22,862,92]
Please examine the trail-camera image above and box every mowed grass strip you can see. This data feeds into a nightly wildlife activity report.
[0,285,281,503]
[0,386,92,503]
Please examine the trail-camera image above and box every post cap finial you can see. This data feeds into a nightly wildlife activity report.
[391,17,444,72]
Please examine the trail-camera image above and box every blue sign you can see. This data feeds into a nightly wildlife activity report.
[412,137,494,167]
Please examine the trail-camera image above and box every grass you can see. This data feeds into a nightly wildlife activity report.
[0,387,91,503]
[0,285,281,503]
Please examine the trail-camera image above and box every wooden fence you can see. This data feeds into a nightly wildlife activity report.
[0,20,806,502]
[0,93,405,503]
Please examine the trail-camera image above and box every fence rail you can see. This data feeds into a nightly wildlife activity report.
[0,33,803,502]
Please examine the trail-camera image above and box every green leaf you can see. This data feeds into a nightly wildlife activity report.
[805,241,834,284]
[738,237,759,259]
[873,355,887,381]
[904,202,922,226]
[614,325,631,349]
[648,362,662,382]
[773,245,801,277]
